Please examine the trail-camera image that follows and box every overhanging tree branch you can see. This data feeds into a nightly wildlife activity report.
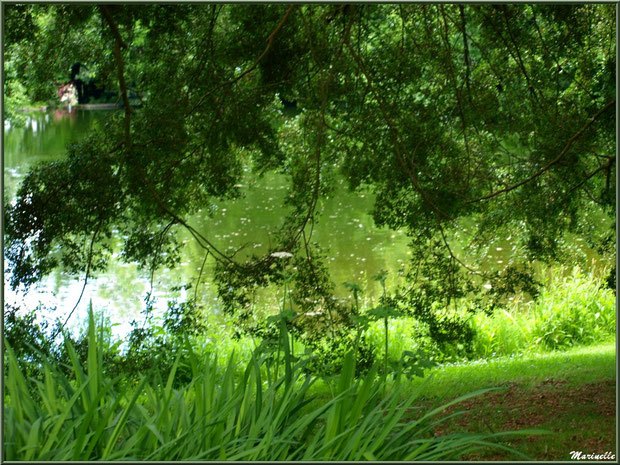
[194,249,211,301]
[436,217,484,277]
[568,158,615,195]
[99,5,132,175]
[344,36,454,221]
[500,6,541,107]
[459,5,472,104]
[268,6,356,262]
[136,166,235,265]
[439,5,474,191]
[468,99,615,203]
[185,4,295,117]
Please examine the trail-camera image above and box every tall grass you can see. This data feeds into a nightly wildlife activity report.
[363,266,615,362]
[471,267,615,357]
[4,310,539,461]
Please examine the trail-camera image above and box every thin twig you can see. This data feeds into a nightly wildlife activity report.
[437,218,483,276]
[459,5,472,103]
[51,222,103,339]
[137,166,235,264]
[143,220,176,317]
[194,249,211,301]
[500,6,540,106]
[568,159,615,194]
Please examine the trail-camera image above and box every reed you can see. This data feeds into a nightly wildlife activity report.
[4,309,541,460]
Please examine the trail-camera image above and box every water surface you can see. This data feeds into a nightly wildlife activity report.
[4,110,413,335]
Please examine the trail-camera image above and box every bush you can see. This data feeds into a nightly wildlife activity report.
[302,329,377,376]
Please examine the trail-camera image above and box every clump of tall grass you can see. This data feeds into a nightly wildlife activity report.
[4,309,539,461]
[470,266,615,357]
[359,266,615,363]
[469,307,529,358]
[530,267,615,350]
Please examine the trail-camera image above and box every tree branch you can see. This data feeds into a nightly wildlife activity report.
[143,219,176,316]
[99,6,131,143]
[99,5,132,176]
[568,158,615,195]
[194,249,210,301]
[458,5,472,103]
[439,5,473,190]
[344,36,453,221]
[437,218,483,276]
[468,99,615,203]
[136,166,235,265]
[500,6,540,106]
[273,6,356,260]
[51,220,103,339]
[185,4,295,117]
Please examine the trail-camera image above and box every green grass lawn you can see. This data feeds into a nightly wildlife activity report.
[409,340,616,400]
[302,340,615,460]
[406,341,616,461]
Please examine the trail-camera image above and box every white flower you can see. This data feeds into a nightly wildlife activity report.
[271,251,293,259]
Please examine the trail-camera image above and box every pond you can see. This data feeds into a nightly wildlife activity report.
[5,109,416,336]
[3,110,610,338]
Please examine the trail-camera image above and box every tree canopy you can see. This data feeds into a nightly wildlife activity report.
[4,4,616,344]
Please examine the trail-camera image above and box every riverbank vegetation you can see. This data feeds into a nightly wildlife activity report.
[3,3,616,461]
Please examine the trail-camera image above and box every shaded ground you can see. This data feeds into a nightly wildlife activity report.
[427,378,616,460]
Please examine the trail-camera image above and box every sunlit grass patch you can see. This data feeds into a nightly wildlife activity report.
[407,341,615,401]
[360,265,615,365]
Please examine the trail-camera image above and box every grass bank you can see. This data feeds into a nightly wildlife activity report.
[5,310,542,461]
[364,266,615,365]
[411,340,616,400]
[406,341,616,461]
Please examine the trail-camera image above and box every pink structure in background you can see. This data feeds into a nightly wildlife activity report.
[58,82,78,106]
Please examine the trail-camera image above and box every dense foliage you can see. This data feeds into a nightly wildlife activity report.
[4,4,616,347]
[6,265,614,381]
